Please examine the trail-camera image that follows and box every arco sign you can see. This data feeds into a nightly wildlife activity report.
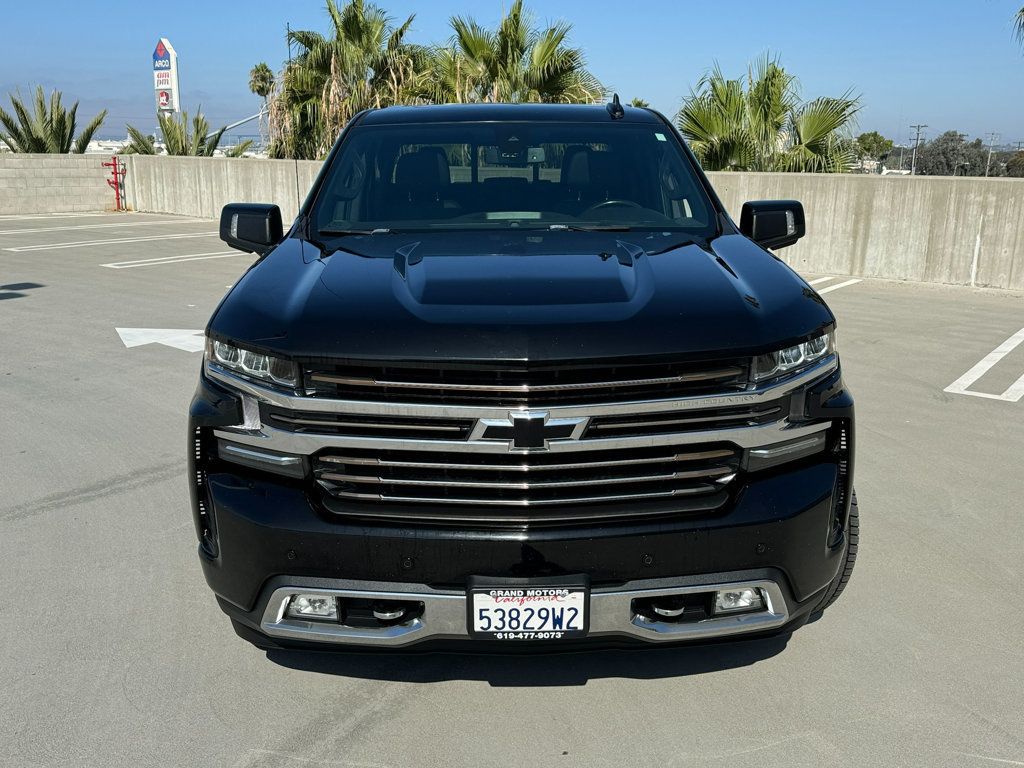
[152,38,180,113]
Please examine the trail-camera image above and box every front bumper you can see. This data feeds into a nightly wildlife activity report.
[225,573,802,650]
[200,459,843,648]
[190,363,855,649]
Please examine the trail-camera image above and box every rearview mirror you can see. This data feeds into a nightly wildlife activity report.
[739,200,805,250]
[219,203,283,255]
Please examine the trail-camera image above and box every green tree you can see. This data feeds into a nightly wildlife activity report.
[1015,6,1024,45]
[122,110,238,156]
[0,86,106,153]
[1007,152,1024,177]
[270,0,429,159]
[676,56,860,173]
[855,131,894,160]
[629,97,650,108]
[433,0,603,105]
[249,62,275,148]
[914,131,991,176]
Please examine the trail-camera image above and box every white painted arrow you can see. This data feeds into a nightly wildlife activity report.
[116,327,205,353]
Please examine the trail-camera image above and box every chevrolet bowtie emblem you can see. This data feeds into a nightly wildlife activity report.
[470,411,590,452]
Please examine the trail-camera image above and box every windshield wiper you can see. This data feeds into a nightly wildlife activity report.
[548,223,633,232]
[645,236,707,255]
[318,227,392,236]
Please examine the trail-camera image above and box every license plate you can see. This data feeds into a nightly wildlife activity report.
[469,584,588,641]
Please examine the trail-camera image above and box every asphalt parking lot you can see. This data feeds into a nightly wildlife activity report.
[2,211,1023,768]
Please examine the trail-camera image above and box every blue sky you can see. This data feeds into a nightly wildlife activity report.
[2,0,1023,146]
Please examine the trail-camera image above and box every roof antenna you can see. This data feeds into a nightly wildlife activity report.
[606,93,625,120]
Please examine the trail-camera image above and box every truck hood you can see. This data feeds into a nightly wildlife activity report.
[210,231,834,362]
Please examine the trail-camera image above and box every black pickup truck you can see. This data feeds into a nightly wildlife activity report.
[190,100,857,650]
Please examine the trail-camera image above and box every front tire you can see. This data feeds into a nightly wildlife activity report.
[813,492,859,616]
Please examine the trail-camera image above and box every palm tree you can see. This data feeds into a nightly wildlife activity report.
[677,56,860,173]
[432,0,603,104]
[0,86,106,153]
[1016,6,1024,45]
[629,97,650,108]
[122,110,237,156]
[270,0,428,159]
[249,62,275,148]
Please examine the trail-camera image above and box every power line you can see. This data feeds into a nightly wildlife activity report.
[910,124,928,176]
[985,132,1000,177]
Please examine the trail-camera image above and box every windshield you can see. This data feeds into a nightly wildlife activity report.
[310,121,717,236]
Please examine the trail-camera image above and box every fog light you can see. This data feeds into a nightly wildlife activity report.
[286,594,338,620]
[714,588,764,615]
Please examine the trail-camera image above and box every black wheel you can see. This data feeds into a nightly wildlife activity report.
[813,492,859,616]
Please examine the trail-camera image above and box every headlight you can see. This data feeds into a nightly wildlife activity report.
[205,338,299,388]
[752,331,836,382]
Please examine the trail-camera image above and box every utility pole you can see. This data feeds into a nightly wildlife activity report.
[985,132,1000,177]
[910,124,928,176]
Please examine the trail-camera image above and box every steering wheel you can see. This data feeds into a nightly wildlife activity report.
[582,199,645,214]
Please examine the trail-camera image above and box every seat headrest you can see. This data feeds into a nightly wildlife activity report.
[561,145,590,186]
[395,148,451,187]
[564,148,621,191]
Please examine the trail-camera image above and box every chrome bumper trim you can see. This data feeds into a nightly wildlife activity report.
[215,416,829,455]
[258,577,790,647]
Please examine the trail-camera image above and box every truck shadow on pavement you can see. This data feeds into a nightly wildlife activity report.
[265,634,790,686]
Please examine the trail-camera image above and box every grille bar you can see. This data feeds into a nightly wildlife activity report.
[324,485,716,508]
[586,402,785,437]
[262,405,474,440]
[317,448,734,473]
[270,414,464,432]
[309,368,745,392]
[320,466,734,489]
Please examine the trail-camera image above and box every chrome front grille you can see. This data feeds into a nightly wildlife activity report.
[313,445,739,522]
[302,358,750,406]
[208,356,839,527]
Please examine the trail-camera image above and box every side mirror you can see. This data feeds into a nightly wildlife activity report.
[739,200,805,250]
[219,203,283,255]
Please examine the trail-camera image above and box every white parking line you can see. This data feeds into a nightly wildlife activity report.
[819,279,863,295]
[102,251,240,269]
[808,277,837,286]
[4,232,218,252]
[0,213,103,221]
[0,220,205,235]
[944,326,1024,403]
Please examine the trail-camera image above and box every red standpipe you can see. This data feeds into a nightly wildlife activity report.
[102,156,126,211]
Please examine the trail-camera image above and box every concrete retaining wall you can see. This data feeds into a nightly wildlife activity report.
[123,155,322,224]
[706,172,1024,291]
[116,155,1024,290]
[0,154,113,214]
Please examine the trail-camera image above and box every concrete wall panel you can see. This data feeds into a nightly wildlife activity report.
[111,157,1024,291]
[0,154,112,214]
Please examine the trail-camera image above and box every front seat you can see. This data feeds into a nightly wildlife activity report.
[561,147,627,213]
[389,148,459,219]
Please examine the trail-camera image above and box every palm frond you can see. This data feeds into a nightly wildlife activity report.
[224,139,254,157]
[121,124,157,155]
[678,57,859,173]
[73,109,106,154]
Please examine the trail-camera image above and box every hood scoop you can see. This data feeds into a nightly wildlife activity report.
[395,251,644,307]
